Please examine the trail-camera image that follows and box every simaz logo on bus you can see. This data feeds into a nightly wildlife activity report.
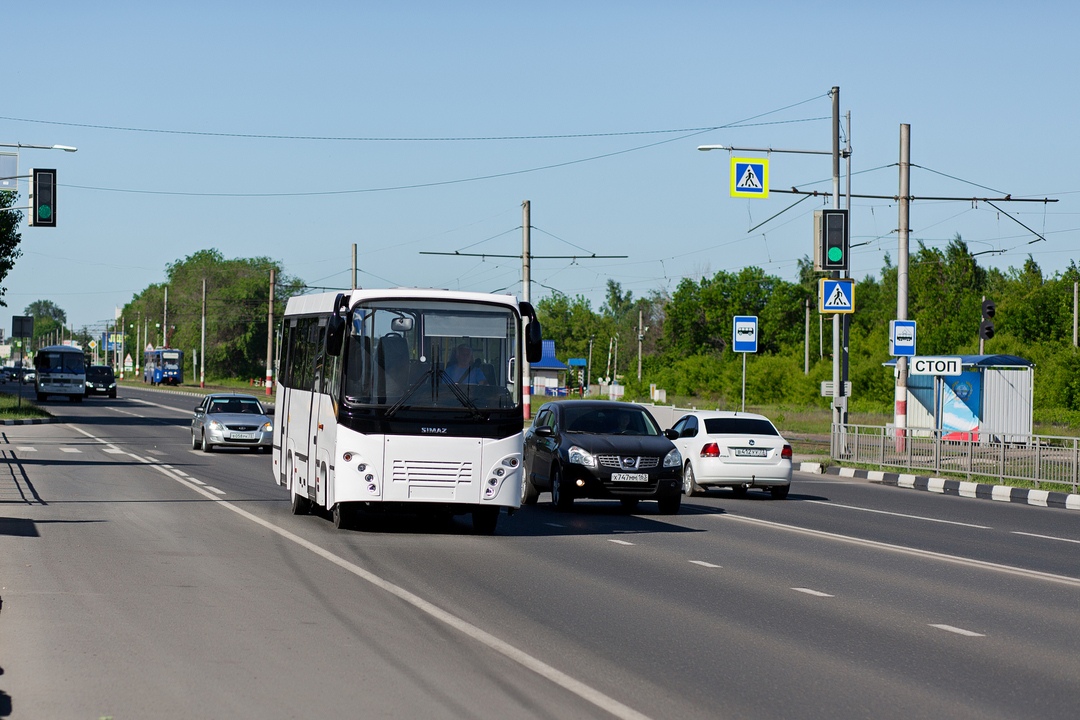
[421,427,448,434]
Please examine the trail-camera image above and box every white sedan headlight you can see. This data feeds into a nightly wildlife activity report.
[663,448,682,468]
[209,420,224,431]
[261,421,273,432]
[568,445,596,467]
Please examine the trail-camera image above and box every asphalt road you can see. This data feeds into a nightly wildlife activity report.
[2,385,1078,719]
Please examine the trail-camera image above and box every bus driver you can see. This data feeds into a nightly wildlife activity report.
[443,344,487,385]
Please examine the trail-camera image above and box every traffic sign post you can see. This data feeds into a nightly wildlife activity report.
[732,316,758,412]
[818,278,854,314]
[890,320,916,356]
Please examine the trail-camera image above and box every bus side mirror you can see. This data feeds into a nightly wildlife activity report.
[525,320,542,362]
[519,301,543,363]
[326,293,349,357]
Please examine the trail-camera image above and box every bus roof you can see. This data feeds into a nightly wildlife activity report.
[284,288,524,317]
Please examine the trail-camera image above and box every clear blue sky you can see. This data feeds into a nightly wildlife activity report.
[3,1,1077,334]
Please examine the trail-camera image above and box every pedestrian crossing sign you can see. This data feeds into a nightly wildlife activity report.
[730,157,769,198]
[818,278,855,314]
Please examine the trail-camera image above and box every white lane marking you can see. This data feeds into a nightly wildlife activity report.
[1012,531,1080,545]
[930,624,984,637]
[716,514,1080,588]
[544,523,566,528]
[608,539,635,546]
[689,560,721,568]
[60,448,82,454]
[792,587,834,597]
[803,499,992,529]
[186,478,205,486]
[205,486,227,495]
[103,448,125,454]
[67,424,654,720]
[16,447,37,452]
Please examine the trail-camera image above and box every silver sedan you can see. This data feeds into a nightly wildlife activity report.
[191,393,273,453]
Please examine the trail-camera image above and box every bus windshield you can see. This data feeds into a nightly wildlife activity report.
[342,299,520,412]
[34,350,86,374]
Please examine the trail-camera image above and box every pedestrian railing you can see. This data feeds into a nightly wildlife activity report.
[831,424,1080,493]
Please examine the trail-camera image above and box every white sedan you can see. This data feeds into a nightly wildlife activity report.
[669,411,792,499]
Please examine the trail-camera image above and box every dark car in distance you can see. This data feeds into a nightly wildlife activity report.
[523,400,683,514]
[85,365,117,398]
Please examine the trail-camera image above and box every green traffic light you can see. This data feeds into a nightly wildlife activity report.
[827,246,843,263]
[38,205,52,220]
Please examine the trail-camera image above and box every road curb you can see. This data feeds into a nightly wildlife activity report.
[798,461,824,474]
[0,417,57,426]
[825,465,1080,511]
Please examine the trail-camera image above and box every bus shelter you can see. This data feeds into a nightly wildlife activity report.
[884,354,1034,442]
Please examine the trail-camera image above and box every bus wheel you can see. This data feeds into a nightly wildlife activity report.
[290,492,310,516]
[332,502,353,530]
[72,394,83,403]
[472,506,499,535]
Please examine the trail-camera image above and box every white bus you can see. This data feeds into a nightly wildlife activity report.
[274,288,542,534]
[34,344,87,402]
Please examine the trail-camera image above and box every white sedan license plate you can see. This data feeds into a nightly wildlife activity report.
[611,473,649,483]
[734,448,768,457]
[230,432,257,440]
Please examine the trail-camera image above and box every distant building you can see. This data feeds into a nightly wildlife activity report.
[531,340,569,396]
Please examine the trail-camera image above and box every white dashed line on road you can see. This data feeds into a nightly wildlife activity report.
[792,588,834,597]
[803,499,992,529]
[60,447,81,453]
[1012,531,1080,545]
[205,486,227,495]
[930,624,984,637]
[689,561,721,568]
[607,539,635,546]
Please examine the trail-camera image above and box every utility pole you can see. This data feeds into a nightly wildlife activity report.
[200,279,206,388]
[804,297,810,374]
[895,124,911,450]
[587,336,594,395]
[351,244,357,290]
[830,86,844,431]
[522,201,532,420]
[637,309,645,382]
[265,269,274,395]
[163,286,168,347]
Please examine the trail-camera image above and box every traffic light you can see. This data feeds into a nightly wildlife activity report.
[29,168,56,227]
[814,209,849,272]
[979,298,996,340]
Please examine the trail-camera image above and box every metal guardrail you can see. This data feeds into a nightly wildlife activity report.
[831,424,1080,493]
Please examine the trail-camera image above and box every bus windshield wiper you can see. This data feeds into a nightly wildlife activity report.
[384,369,433,419]
[440,375,487,420]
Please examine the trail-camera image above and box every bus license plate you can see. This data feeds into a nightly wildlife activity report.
[734,448,768,457]
[611,473,648,483]
[230,432,257,440]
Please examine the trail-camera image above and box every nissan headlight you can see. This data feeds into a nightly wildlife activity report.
[568,445,597,467]
[663,448,682,468]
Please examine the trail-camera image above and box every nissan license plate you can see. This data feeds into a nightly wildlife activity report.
[734,448,768,457]
[611,473,648,483]
[230,432,257,440]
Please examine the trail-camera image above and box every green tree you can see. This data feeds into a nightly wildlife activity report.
[0,191,23,308]
[25,299,67,324]
[122,250,304,381]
